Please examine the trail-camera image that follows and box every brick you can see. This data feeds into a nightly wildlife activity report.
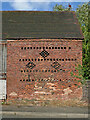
[7,39,82,101]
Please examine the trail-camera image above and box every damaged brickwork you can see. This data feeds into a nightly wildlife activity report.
[7,39,82,101]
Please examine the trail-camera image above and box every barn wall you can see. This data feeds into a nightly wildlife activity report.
[7,39,82,101]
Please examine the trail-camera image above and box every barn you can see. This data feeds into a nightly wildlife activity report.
[1,11,84,101]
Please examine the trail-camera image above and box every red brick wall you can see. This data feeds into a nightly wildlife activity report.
[7,39,82,100]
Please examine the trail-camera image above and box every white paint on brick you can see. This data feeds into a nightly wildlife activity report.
[9,92,17,96]
[63,87,72,95]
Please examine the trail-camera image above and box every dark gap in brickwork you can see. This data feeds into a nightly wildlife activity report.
[19,79,74,82]
[21,46,72,50]
[19,58,77,61]
[20,69,67,73]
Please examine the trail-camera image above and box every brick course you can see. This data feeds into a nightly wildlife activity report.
[7,39,82,101]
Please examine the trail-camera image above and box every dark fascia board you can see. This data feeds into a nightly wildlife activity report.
[7,37,84,40]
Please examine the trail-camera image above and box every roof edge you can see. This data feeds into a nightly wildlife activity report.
[3,37,84,40]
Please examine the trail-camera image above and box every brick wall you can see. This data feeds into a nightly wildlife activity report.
[7,39,82,101]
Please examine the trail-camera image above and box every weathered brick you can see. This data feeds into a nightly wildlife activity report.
[7,39,82,101]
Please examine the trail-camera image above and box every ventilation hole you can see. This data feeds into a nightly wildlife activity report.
[68,59,70,61]
[44,59,46,61]
[21,70,23,72]
[27,70,29,72]
[64,47,66,49]
[25,59,27,61]
[32,59,33,61]
[60,69,62,71]
[51,70,53,72]
[62,59,64,61]
[48,70,50,72]
[50,59,52,61]
[24,47,27,50]
[58,47,60,49]
[24,70,25,72]
[53,58,55,61]
[61,47,63,49]
[55,47,57,49]
[32,79,34,81]
[21,47,23,49]
[69,85,71,87]
[59,59,61,61]
[38,59,40,61]
[19,59,21,61]
[60,79,61,81]
[36,70,38,72]
[52,47,54,49]
[56,58,58,61]
[75,59,77,61]
[54,70,56,72]
[39,47,41,49]
[26,79,28,81]
[63,70,65,72]
[41,79,43,81]
[47,59,49,61]
[33,70,35,72]
[37,47,39,49]
[33,47,35,49]
[28,59,30,61]
[30,70,32,72]
[45,70,47,72]
[20,80,22,81]
[43,47,45,49]
[46,47,48,49]
[23,79,25,81]
[41,59,43,61]
[35,59,37,61]
[72,59,74,61]
[39,70,41,72]
[27,47,29,49]
[30,47,32,49]
[42,70,44,72]
[66,59,67,61]
[69,47,71,49]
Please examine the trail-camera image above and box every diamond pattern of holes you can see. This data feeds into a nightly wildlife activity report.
[51,61,61,69]
[26,61,36,69]
[39,50,49,58]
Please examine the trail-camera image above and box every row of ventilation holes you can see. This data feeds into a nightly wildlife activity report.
[21,47,71,50]
[20,79,73,82]
[21,69,66,72]
[19,58,77,61]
